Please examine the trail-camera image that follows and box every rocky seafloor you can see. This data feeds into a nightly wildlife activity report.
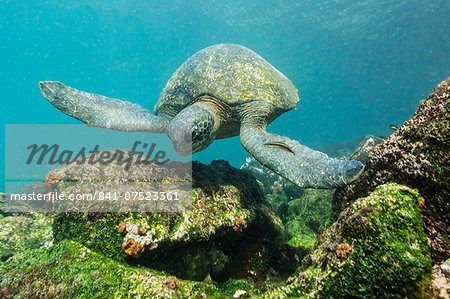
[0,77,449,298]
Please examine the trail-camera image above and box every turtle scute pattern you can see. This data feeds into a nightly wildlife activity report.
[155,44,299,117]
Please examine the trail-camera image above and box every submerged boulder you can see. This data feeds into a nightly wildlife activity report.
[0,239,249,298]
[0,212,52,262]
[265,184,432,298]
[334,77,450,264]
[0,184,435,298]
[275,189,333,249]
[46,156,286,281]
[349,135,384,164]
[0,193,4,217]
[429,258,450,298]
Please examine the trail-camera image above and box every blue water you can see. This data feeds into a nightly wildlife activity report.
[1,0,449,192]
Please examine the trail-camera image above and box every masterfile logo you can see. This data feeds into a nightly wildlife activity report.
[4,124,192,213]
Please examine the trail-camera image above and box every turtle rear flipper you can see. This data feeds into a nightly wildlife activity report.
[39,81,168,133]
[240,124,364,189]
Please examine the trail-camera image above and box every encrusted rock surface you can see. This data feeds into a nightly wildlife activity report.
[0,212,52,262]
[349,135,384,164]
[0,193,4,216]
[274,188,333,249]
[0,239,252,298]
[334,77,450,264]
[429,258,450,298]
[0,184,433,298]
[48,156,287,281]
[265,184,432,298]
[0,194,53,262]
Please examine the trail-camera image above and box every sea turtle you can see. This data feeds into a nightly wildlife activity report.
[39,43,363,188]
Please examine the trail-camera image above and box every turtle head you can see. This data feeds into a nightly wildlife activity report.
[167,104,216,156]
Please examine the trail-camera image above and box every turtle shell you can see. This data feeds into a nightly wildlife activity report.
[154,44,299,117]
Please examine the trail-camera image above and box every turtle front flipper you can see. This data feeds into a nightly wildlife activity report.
[240,124,364,189]
[39,81,168,133]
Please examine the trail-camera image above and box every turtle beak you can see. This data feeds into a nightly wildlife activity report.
[167,123,193,156]
[171,140,193,157]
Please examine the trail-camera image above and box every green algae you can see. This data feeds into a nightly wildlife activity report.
[269,189,333,249]
[0,184,433,298]
[0,213,52,262]
[265,184,432,298]
[50,160,284,281]
[52,183,260,264]
[0,239,241,298]
[53,212,127,261]
[0,239,260,298]
[333,78,449,264]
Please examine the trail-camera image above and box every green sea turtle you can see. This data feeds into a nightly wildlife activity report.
[39,43,363,188]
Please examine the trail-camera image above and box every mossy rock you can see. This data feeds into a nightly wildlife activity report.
[265,184,432,298]
[272,189,333,249]
[334,77,450,264]
[0,213,52,262]
[0,239,257,298]
[0,184,433,297]
[0,193,4,213]
[49,158,285,281]
[349,135,384,164]
[0,193,8,217]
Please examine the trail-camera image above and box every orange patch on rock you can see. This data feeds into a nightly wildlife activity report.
[336,242,353,259]
[122,239,144,258]
[45,171,61,187]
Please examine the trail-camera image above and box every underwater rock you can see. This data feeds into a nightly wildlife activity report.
[240,155,304,199]
[334,77,450,264]
[48,155,286,281]
[233,289,249,298]
[0,185,433,297]
[0,193,6,217]
[349,135,384,164]
[0,212,52,262]
[275,189,333,249]
[429,258,450,298]
[0,194,53,262]
[265,184,432,298]
[0,239,252,298]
